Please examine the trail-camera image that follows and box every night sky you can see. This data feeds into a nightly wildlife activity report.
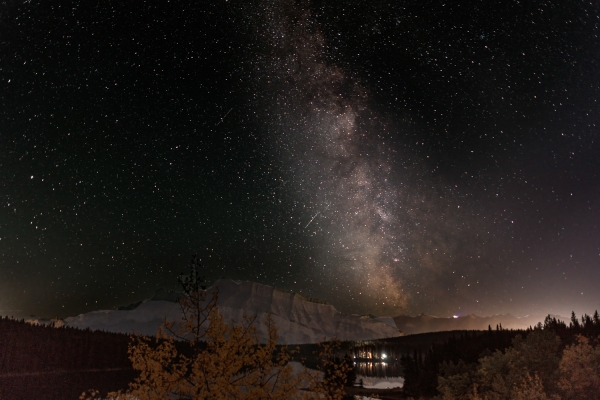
[1,0,599,319]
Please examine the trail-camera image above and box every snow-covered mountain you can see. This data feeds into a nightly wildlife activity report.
[64,279,402,344]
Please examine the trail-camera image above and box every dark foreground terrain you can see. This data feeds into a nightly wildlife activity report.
[0,316,136,400]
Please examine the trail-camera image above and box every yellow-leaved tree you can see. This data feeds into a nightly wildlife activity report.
[436,328,562,400]
[557,335,600,400]
[82,256,359,400]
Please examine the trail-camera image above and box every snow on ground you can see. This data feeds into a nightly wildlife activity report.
[353,376,405,400]
[356,374,404,389]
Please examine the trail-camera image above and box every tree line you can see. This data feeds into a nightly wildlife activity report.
[0,315,138,399]
[401,311,600,399]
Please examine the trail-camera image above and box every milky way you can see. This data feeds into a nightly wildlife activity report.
[248,0,490,315]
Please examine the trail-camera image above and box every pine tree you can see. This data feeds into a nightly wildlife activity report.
[570,311,581,329]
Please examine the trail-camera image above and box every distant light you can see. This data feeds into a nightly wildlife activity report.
[381,353,387,359]
[453,315,459,318]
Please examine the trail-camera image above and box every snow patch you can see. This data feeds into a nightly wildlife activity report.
[357,374,404,389]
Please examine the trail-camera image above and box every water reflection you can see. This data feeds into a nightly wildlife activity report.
[353,360,401,378]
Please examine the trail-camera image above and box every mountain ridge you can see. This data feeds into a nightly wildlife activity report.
[63,278,402,344]
[35,279,571,339]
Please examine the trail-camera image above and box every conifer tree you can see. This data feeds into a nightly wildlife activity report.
[570,311,580,329]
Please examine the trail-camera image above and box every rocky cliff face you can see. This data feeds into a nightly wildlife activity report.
[64,279,401,344]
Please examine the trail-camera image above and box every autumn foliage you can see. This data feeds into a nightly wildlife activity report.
[86,257,357,400]
[404,312,600,400]
[558,335,600,400]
